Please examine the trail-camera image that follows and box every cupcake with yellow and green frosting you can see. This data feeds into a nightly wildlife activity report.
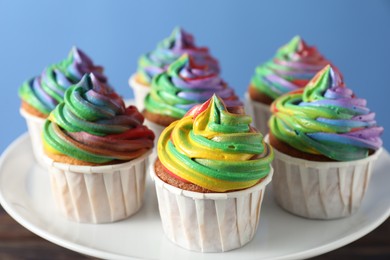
[150,95,273,252]
[268,65,383,219]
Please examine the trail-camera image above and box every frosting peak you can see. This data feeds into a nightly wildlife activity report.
[303,65,344,102]
[136,27,219,84]
[158,95,273,192]
[277,36,311,58]
[60,47,107,84]
[158,27,196,51]
[71,46,94,66]
[270,65,383,161]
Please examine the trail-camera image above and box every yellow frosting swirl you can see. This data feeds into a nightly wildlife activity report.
[158,95,273,192]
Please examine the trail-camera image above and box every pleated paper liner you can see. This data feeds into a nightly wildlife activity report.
[244,92,271,135]
[43,150,152,224]
[149,160,273,252]
[264,134,382,219]
[144,118,166,146]
[129,74,151,112]
[20,108,46,168]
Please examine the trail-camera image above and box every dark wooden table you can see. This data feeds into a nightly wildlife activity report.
[0,206,388,259]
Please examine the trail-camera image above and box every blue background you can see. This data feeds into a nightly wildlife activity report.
[1,0,389,153]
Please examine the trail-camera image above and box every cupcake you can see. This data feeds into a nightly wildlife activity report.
[246,36,337,134]
[143,54,242,140]
[43,73,154,223]
[129,26,219,111]
[268,65,383,219]
[18,47,108,167]
[150,95,273,252]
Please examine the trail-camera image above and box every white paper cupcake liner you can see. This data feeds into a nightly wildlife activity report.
[264,135,382,219]
[43,149,152,224]
[144,118,167,146]
[20,108,46,168]
[129,74,151,112]
[244,92,271,135]
[149,161,273,252]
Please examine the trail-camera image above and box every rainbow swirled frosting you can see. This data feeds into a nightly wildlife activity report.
[137,27,219,85]
[43,73,154,164]
[158,95,273,192]
[145,54,242,119]
[19,47,108,116]
[58,46,107,84]
[251,36,333,100]
[270,65,383,161]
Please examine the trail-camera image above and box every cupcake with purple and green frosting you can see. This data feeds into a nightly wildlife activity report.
[18,47,109,167]
[143,54,242,138]
[269,65,382,161]
[268,65,383,219]
[42,73,154,223]
[129,27,220,110]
